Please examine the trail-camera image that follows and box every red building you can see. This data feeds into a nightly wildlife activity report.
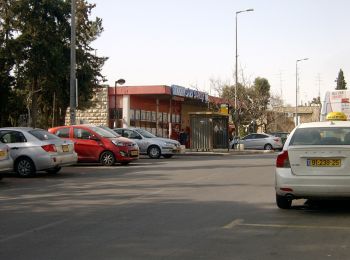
[108,84,229,144]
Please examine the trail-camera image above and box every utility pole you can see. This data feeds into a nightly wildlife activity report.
[295,58,308,126]
[70,0,76,125]
[316,73,322,99]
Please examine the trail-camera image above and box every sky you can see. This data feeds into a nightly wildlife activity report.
[91,0,350,106]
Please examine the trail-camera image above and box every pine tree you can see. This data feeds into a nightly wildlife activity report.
[336,69,347,90]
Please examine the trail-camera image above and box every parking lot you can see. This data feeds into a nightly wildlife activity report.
[1,154,350,260]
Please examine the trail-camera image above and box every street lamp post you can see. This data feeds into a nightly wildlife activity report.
[114,79,126,128]
[235,8,254,136]
[295,58,308,126]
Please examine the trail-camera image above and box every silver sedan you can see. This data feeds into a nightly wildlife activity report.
[0,127,78,177]
[114,128,181,159]
[230,133,283,150]
[0,143,13,179]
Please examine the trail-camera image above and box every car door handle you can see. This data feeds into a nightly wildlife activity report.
[11,147,19,150]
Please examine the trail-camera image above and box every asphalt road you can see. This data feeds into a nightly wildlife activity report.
[1,154,350,260]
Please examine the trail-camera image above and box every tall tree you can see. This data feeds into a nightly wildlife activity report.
[221,82,245,134]
[12,0,72,127]
[243,77,271,131]
[336,69,347,90]
[221,77,271,135]
[0,0,107,128]
[0,0,16,126]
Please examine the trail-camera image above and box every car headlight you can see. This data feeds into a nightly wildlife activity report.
[112,140,128,147]
[164,142,175,146]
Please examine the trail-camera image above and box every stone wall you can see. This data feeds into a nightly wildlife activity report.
[65,87,109,126]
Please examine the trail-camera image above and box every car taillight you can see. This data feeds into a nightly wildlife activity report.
[42,144,57,153]
[276,150,290,168]
[273,138,280,142]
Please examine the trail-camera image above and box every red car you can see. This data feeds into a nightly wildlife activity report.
[49,125,139,166]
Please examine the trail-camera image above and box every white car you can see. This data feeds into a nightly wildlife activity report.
[230,133,283,150]
[0,143,13,179]
[0,127,78,177]
[275,120,350,209]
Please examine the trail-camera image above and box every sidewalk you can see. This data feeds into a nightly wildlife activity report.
[178,148,276,156]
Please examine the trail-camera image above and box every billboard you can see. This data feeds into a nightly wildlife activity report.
[321,90,350,121]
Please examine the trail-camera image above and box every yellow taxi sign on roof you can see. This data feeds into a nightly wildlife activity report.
[326,112,348,121]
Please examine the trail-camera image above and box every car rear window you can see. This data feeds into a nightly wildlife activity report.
[290,127,350,145]
[29,130,59,141]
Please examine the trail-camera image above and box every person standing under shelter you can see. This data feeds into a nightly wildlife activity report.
[179,129,188,145]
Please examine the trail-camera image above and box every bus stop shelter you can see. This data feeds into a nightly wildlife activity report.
[189,112,229,151]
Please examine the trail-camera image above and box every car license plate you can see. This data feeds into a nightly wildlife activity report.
[307,159,341,167]
[0,150,6,157]
[62,145,69,152]
[131,150,138,156]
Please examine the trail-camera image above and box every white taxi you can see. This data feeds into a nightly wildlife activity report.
[275,115,350,209]
[0,143,13,178]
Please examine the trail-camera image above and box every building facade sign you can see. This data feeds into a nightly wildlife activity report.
[171,85,208,102]
[321,90,350,121]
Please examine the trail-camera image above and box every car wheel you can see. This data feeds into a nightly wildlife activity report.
[264,144,273,150]
[276,194,292,209]
[15,157,35,177]
[100,151,115,166]
[46,167,62,174]
[163,154,173,159]
[148,146,161,159]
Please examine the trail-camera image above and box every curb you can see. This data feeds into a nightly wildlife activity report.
[177,150,276,156]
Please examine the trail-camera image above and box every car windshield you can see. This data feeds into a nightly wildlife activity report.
[29,129,59,141]
[290,127,350,145]
[90,126,116,138]
[135,129,156,138]
[97,126,121,137]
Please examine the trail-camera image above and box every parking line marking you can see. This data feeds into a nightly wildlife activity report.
[222,219,350,230]
[239,223,350,230]
[222,219,244,229]
[0,219,69,243]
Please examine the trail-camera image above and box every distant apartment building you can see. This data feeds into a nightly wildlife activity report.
[271,105,321,132]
